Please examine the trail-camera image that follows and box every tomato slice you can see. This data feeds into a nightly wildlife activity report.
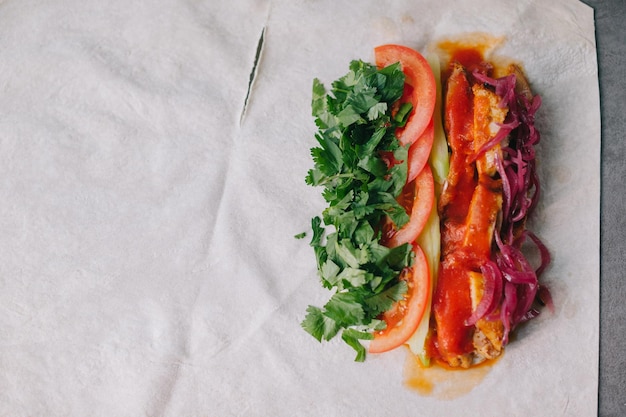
[407,118,434,183]
[375,44,437,147]
[369,45,437,356]
[382,164,435,248]
[369,244,431,353]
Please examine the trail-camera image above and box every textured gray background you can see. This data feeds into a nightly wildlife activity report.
[581,0,626,416]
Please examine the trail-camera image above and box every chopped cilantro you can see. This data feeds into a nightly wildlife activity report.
[301,59,414,361]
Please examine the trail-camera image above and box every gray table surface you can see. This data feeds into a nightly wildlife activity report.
[581,0,626,416]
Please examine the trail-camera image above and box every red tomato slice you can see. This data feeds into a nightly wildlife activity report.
[382,164,435,248]
[369,244,431,353]
[374,44,437,147]
[407,118,434,183]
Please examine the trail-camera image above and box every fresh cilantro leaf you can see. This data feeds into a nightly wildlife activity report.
[364,280,408,315]
[385,242,414,269]
[367,241,413,272]
[346,87,379,114]
[369,319,387,332]
[337,105,362,127]
[320,259,341,287]
[334,238,368,269]
[312,78,327,117]
[372,62,405,103]
[352,191,379,222]
[310,216,324,247]
[377,192,410,228]
[324,232,338,261]
[305,167,325,187]
[324,291,365,327]
[357,126,387,157]
[387,158,408,196]
[330,211,359,240]
[312,133,343,177]
[310,217,328,273]
[337,267,371,288]
[367,102,388,121]
[353,221,375,246]
[341,328,374,362]
[294,232,306,239]
[357,154,387,177]
[324,190,354,219]
[301,306,340,342]
[301,57,414,360]
[316,110,339,131]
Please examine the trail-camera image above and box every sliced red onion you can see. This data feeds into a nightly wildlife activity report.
[514,283,538,325]
[500,282,518,345]
[525,230,552,277]
[470,70,552,337]
[496,152,511,218]
[503,269,537,285]
[527,169,541,216]
[465,261,503,326]
[472,118,520,161]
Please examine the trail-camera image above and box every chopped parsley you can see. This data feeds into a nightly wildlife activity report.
[300,60,414,361]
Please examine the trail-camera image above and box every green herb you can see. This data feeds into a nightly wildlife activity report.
[294,232,307,239]
[301,59,414,361]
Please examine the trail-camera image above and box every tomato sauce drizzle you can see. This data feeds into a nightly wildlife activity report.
[428,37,505,367]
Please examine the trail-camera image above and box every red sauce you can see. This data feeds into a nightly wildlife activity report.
[450,48,485,74]
[437,33,503,78]
[427,35,505,368]
[431,62,479,364]
[403,348,500,398]
[433,265,474,358]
